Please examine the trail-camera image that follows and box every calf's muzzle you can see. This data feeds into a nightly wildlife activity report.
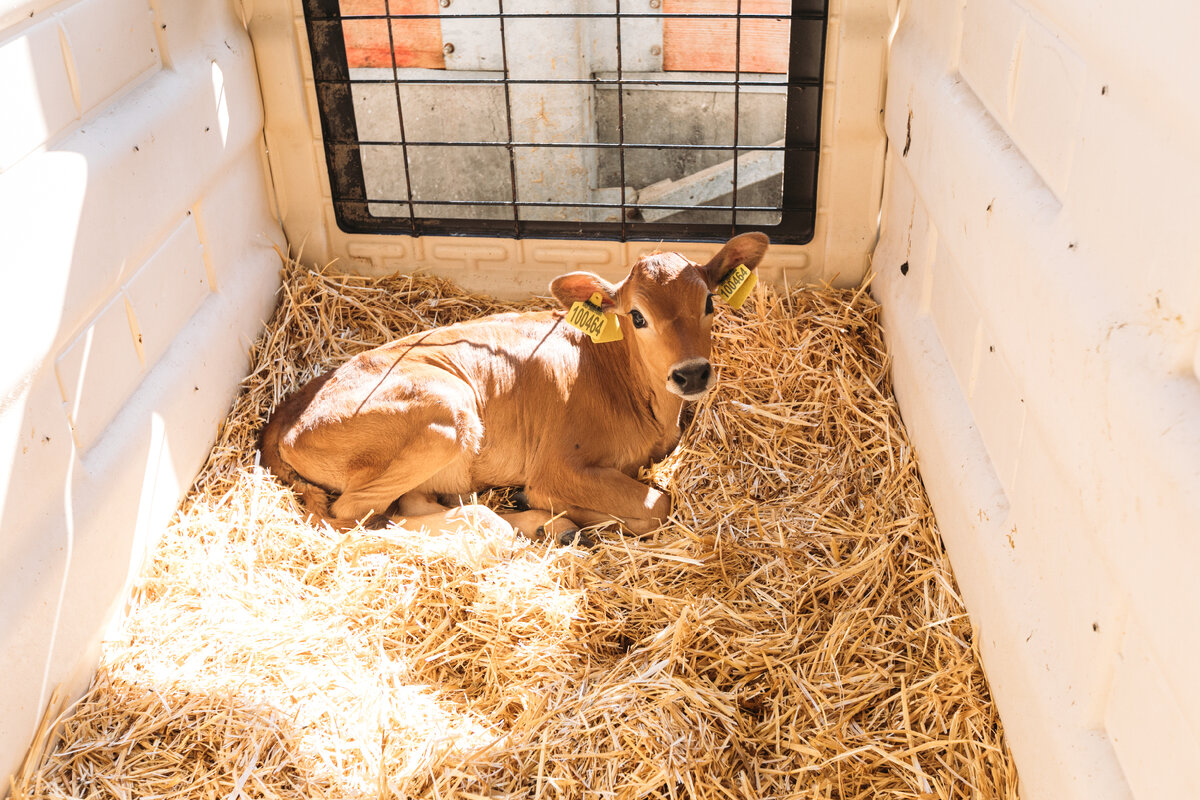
[669,358,713,398]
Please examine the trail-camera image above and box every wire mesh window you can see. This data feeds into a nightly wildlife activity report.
[303,0,828,244]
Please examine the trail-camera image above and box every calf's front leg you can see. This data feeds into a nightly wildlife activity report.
[527,466,671,536]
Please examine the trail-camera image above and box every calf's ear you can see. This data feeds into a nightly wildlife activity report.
[550,272,619,310]
[701,232,769,289]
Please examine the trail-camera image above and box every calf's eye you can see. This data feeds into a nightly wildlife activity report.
[705,294,715,315]
[630,309,647,328]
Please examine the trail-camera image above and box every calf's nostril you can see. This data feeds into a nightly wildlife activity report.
[672,371,687,386]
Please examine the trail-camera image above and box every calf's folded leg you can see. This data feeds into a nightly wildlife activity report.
[281,374,482,527]
[526,466,671,536]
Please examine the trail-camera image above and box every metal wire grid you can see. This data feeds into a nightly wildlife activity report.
[303,0,829,243]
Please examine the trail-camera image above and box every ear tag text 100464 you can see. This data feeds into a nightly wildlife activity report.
[718,263,757,309]
[566,292,623,343]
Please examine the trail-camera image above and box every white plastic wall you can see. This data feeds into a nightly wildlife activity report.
[6,0,1196,795]
[873,1,1200,798]
[0,0,284,783]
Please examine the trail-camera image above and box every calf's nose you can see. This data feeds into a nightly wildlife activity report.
[670,361,712,396]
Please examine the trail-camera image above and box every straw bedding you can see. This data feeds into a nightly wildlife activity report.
[13,259,1019,799]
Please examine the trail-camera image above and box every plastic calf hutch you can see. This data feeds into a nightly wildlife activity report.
[0,0,1197,797]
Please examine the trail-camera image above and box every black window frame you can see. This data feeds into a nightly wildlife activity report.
[302,0,829,244]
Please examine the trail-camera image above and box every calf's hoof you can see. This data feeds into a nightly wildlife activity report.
[549,526,594,549]
[533,515,586,546]
[363,513,391,530]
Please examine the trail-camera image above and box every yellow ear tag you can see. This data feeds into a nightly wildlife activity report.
[566,292,623,343]
[718,263,758,309]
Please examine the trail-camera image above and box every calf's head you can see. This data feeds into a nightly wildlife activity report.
[550,232,769,400]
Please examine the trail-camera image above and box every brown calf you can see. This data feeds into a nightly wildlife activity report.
[259,233,769,541]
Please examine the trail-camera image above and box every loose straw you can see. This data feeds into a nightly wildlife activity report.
[12,260,1018,799]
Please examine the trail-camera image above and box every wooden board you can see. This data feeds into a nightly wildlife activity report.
[663,0,791,74]
[340,0,445,70]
